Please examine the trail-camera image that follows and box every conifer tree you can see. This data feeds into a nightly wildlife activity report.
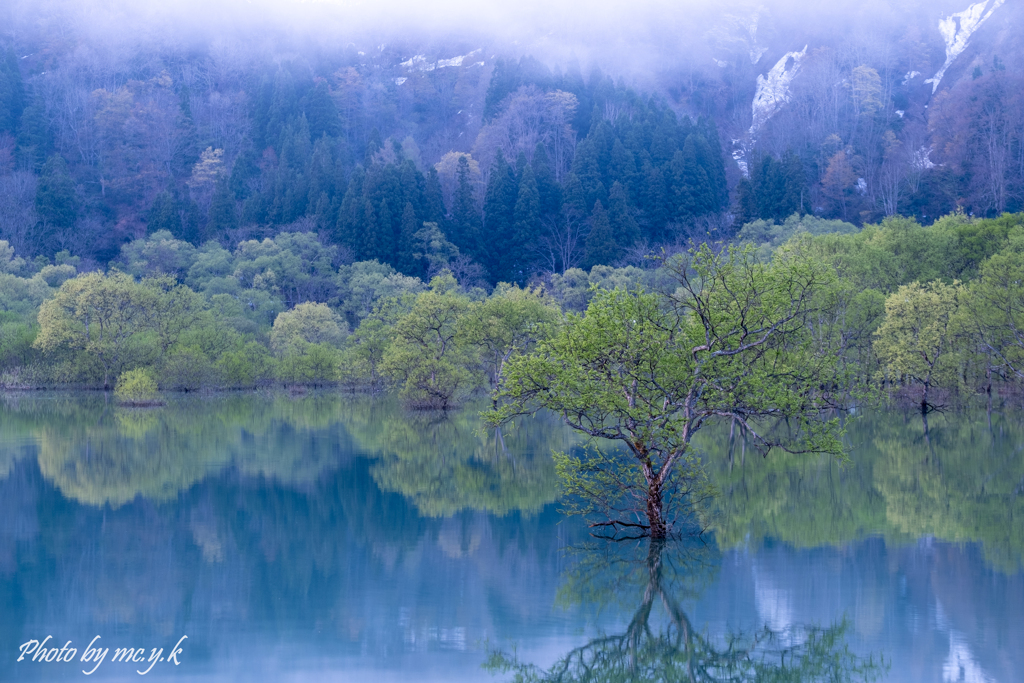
[640,161,670,243]
[532,143,562,220]
[359,198,378,261]
[336,167,365,252]
[366,197,394,264]
[572,137,606,210]
[584,200,617,268]
[609,138,638,202]
[34,154,78,252]
[511,164,541,283]
[561,172,587,225]
[452,155,481,258]
[397,201,421,276]
[16,90,50,171]
[0,48,26,136]
[206,178,239,242]
[607,181,640,250]
[147,191,185,239]
[423,167,446,226]
[305,81,341,140]
[483,150,517,282]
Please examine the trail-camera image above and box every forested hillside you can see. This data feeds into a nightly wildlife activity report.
[2,0,1024,402]
[1,0,1023,277]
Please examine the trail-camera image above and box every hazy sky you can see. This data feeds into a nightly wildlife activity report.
[1,0,990,82]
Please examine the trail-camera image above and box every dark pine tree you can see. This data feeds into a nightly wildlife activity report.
[34,154,78,254]
[482,150,517,282]
[359,198,379,262]
[572,137,606,211]
[305,81,341,141]
[532,143,562,221]
[607,181,640,251]
[366,197,395,264]
[206,178,239,242]
[511,164,541,283]
[584,200,617,269]
[0,48,26,136]
[639,161,670,243]
[16,89,50,171]
[423,167,446,226]
[452,155,482,259]
[397,201,421,277]
[147,191,186,239]
[336,166,365,253]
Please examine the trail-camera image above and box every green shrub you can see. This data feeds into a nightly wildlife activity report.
[216,341,276,388]
[159,347,218,391]
[114,368,161,405]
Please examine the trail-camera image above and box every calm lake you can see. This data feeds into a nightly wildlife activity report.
[0,393,1021,681]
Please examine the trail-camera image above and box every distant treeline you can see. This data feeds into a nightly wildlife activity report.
[1,209,1023,407]
[0,45,728,282]
[6,29,1024,288]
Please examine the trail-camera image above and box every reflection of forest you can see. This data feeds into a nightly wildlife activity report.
[0,396,1022,681]
[0,448,581,678]
[699,405,1024,572]
[2,396,1022,568]
[0,393,573,515]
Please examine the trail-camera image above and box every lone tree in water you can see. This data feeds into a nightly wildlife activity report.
[486,244,848,538]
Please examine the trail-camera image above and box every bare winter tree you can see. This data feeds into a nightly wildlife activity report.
[473,86,578,184]
[0,172,39,256]
[537,208,587,274]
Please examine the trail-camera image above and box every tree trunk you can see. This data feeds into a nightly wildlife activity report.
[646,478,667,539]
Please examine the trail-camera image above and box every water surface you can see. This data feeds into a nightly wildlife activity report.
[0,393,1020,681]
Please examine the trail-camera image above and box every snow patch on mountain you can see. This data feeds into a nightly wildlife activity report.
[732,148,749,177]
[749,46,807,136]
[747,11,769,65]
[400,49,482,73]
[914,146,937,170]
[902,70,921,85]
[925,0,1005,93]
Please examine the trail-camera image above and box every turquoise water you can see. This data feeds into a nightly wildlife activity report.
[0,393,1021,681]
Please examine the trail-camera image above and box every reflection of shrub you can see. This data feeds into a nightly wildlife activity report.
[114,368,163,406]
[159,347,218,391]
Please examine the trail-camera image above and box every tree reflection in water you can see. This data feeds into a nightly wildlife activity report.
[486,538,887,682]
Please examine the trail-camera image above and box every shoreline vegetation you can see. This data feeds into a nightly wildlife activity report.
[1,209,1023,410]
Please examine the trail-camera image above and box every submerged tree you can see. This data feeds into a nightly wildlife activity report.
[487,245,848,538]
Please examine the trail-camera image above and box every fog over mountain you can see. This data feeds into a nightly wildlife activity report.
[0,0,1021,267]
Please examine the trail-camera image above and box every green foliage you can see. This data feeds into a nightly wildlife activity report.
[35,272,160,388]
[738,213,860,256]
[158,347,217,391]
[278,343,341,385]
[381,272,478,408]
[114,368,160,405]
[216,341,276,388]
[873,280,966,403]
[967,248,1024,379]
[489,245,848,537]
[119,230,197,279]
[342,397,570,516]
[270,301,348,354]
[459,284,561,387]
